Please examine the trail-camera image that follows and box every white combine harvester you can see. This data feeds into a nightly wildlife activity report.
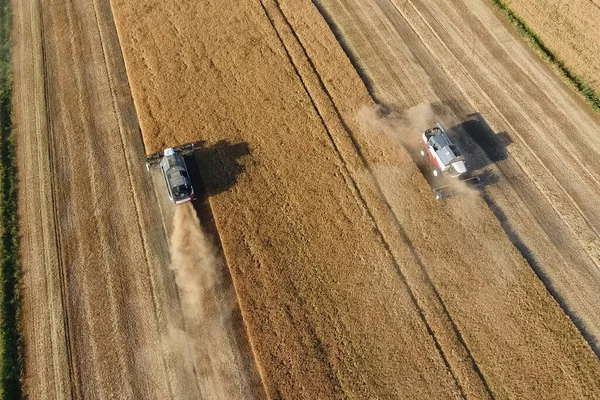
[146,144,196,204]
[420,122,481,199]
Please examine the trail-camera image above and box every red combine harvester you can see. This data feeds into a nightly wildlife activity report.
[420,122,481,200]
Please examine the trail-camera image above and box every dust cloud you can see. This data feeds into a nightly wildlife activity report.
[357,103,434,152]
[170,202,222,313]
[358,103,482,198]
[162,325,198,376]
[357,105,515,283]
[164,202,252,399]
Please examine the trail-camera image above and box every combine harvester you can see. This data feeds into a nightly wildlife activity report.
[420,122,482,200]
[146,144,196,204]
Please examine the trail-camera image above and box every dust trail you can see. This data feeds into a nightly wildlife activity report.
[166,202,257,399]
[358,105,518,300]
[357,103,434,152]
[356,103,439,194]
[170,202,222,314]
[358,103,480,197]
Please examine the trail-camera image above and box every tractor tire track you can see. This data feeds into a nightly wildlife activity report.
[42,16,80,400]
[88,0,176,397]
[55,1,134,394]
[15,0,76,396]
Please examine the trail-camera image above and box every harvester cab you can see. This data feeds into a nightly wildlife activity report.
[146,143,196,204]
[420,122,482,200]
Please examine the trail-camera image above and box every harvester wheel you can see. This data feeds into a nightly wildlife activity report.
[432,168,439,177]
[420,149,426,157]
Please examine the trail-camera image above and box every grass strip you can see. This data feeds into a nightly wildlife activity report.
[491,0,600,110]
[0,0,23,397]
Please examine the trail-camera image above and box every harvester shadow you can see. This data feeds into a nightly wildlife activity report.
[183,139,249,240]
[451,113,511,172]
[185,140,250,198]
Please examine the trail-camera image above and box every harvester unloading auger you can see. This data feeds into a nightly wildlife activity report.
[146,143,196,204]
[420,122,482,200]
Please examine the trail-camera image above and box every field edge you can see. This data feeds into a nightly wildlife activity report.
[0,0,23,397]
[489,0,600,111]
